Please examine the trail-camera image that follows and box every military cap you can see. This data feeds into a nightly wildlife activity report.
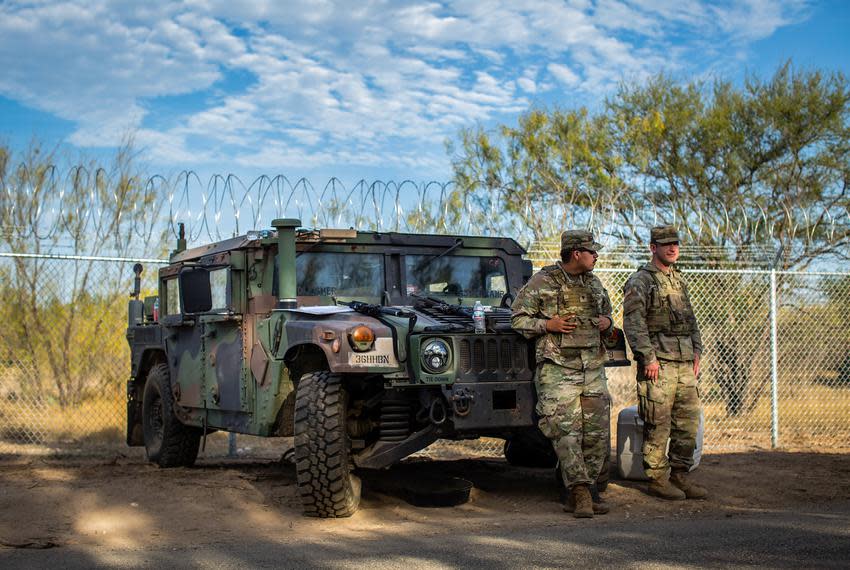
[650,225,680,244]
[560,230,603,252]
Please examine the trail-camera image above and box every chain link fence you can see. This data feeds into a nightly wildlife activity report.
[1,252,849,457]
[596,268,850,451]
[0,253,163,454]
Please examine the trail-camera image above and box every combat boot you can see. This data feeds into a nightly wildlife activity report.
[570,484,594,518]
[647,475,686,500]
[563,490,610,515]
[670,469,708,499]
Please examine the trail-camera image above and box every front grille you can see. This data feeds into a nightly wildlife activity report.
[486,339,499,369]
[459,339,471,371]
[456,335,532,381]
[472,339,485,371]
[500,340,512,369]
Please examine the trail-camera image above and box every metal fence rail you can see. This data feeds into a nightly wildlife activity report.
[1,252,848,456]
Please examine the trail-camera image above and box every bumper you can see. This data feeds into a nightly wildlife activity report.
[443,381,536,431]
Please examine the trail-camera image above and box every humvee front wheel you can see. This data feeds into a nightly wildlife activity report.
[294,371,361,518]
[142,363,201,467]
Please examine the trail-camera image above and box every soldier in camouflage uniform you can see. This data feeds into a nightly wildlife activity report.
[622,225,708,501]
[512,230,617,518]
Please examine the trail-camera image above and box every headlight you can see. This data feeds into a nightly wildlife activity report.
[421,338,451,373]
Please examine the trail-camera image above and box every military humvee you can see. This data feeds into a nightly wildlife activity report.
[126,220,628,517]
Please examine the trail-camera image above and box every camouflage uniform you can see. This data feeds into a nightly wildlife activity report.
[511,231,614,489]
[622,226,703,482]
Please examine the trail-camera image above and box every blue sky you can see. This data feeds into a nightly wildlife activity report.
[1,0,848,186]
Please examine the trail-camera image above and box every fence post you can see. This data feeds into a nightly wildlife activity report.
[769,269,779,448]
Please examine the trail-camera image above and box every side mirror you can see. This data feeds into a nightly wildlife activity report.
[179,267,212,314]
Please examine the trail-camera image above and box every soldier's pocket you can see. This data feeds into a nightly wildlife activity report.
[637,380,666,426]
[535,391,559,418]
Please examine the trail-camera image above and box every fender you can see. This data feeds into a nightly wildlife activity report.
[282,314,404,375]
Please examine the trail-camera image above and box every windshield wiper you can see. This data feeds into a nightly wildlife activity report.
[412,238,464,274]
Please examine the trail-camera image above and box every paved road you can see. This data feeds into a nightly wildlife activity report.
[3,501,849,569]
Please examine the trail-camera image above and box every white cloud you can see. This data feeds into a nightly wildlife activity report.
[548,63,580,87]
[0,0,812,177]
[0,0,226,145]
[709,0,809,41]
[517,72,538,94]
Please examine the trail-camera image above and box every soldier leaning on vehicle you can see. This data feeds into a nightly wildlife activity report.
[622,225,708,501]
[511,230,618,519]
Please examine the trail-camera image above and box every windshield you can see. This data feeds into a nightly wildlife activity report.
[296,252,384,305]
[405,254,507,304]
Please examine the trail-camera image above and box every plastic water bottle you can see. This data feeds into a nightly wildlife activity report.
[153,298,160,322]
[473,301,486,334]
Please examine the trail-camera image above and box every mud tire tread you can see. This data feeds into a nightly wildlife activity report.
[294,371,360,518]
[142,363,201,468]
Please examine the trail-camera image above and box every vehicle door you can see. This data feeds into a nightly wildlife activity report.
[159,268,206,410]
[177,262,247,415]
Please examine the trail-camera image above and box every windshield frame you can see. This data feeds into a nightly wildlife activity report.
[401,252,510,306]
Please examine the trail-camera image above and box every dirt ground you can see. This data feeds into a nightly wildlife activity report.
[1,444,849,554]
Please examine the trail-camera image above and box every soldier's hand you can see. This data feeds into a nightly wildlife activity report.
[545,314,577,334]
[597,316,612,331]
[694,355,701,378]
[643,361,660,382]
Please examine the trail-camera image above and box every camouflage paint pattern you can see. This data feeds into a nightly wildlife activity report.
[128,229,540,447]
[169,323,205,410]
[279,312,402,375]
[511,263,614,487]
[202,317,245,413]
[636,360,700,479]
[535,362,610,486]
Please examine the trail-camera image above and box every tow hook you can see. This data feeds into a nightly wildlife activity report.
[450,387,474,417]
[429,399,447,425]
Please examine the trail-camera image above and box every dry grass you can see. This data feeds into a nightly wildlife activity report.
[2,381,849,456]
[0,389,124,448]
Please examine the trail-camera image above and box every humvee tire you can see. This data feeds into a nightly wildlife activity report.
[142,363,201,467]
[294,371,361,518]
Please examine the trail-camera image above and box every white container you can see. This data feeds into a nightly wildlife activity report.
[616,405,704,480]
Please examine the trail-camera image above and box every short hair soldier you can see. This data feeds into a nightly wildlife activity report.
[512,230,617,518]
[622,225,708,500]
